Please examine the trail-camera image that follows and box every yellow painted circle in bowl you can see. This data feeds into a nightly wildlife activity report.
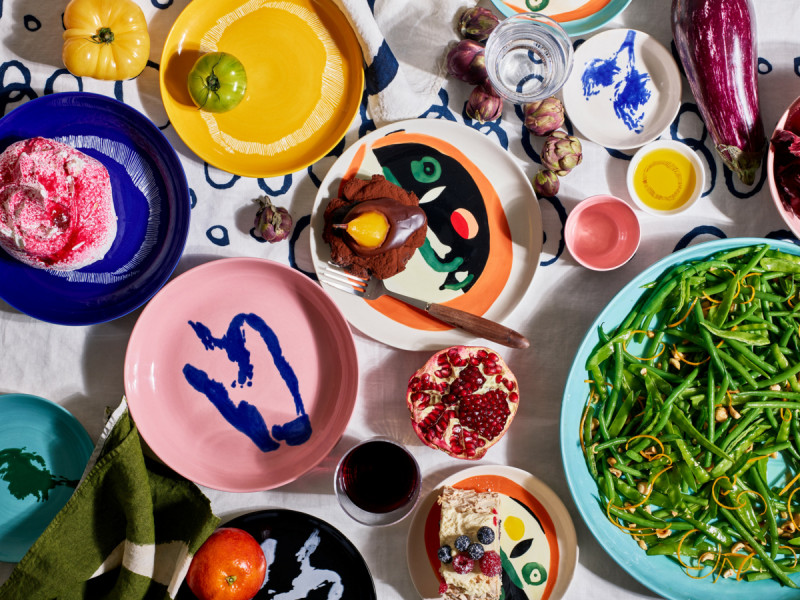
[159,0,364,178]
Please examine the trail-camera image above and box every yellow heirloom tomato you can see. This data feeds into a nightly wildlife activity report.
[62,0,150,81]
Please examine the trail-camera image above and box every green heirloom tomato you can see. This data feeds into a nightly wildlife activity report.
[187,52,247,113]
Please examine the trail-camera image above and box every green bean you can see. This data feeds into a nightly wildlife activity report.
[720,507,798,588]
[581,244,800,587]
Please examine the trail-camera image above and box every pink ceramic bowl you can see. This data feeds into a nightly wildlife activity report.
[767,95,800,238]
[565,195,641,271]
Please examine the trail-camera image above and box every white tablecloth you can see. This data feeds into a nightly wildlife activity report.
[1,0,799,598]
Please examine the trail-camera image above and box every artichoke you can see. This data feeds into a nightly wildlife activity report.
[446,39,488,86]
[541,131,583,176]
[523,97,565,137]
[458,7,499,42]
[466,85,503,123]
[253,196,292,243]
[532,169,560,197]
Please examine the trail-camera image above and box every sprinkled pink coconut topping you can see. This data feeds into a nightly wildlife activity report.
[0,136,117,271]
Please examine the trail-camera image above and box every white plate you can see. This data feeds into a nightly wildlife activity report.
[309,119,543,351]
[561,29,681,150]
[406,465,578,600]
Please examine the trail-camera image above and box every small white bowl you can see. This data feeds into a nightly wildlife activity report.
[626,139,705,216]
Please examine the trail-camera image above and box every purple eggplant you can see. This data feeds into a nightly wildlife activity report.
[671,0,765,185]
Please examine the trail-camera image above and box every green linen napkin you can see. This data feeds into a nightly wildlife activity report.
[0,399,220,600]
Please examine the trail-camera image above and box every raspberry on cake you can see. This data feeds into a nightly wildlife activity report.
[437,486,501,600]
[0,136,117,271]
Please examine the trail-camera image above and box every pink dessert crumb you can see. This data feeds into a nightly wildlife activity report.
[0,136,117,271]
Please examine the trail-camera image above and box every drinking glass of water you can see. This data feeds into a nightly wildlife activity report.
[485,13,574,105]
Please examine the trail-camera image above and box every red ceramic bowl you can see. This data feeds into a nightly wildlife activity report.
[767,95,800,238]
[565,195,640,271]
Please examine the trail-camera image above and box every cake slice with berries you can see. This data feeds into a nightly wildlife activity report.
[437,486,502,600]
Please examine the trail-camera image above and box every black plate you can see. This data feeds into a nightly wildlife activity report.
[178,509,376,599]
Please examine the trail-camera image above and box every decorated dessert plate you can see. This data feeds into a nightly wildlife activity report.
[124,258,359,492]
[0,92,190,326]
[488,0,632,36]
[561,238,800,599]
[561,29,681,150]
[407,465,578,600]
[0,393,94,562]
[309,118,543,351]
[176,509,376,599]
[160,0,363,177]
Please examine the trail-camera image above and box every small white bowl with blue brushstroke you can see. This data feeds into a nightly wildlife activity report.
[560,29,682,150]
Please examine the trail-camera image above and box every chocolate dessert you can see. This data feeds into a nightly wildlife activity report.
[322,175,427,280]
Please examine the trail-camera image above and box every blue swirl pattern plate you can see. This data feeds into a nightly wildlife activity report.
[0,92,191,325]
[561,29,681,150]
[0,393,94,562]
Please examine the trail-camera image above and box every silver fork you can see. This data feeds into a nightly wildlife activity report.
[319,263,530,349]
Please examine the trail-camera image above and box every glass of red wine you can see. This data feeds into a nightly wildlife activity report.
[334,437,421,526]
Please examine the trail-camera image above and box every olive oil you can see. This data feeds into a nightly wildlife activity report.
[632,147,697,212]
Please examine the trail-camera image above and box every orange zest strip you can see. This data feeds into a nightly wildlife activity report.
[735,552,757,580]
[779,472,800,496]
[702,292,722,304]
[609,465,672,512]
[780,545,799,569]
[625,434,665,456]
[579,403,592,457]
[622,330,665,361]
[672,344,711,366]
[735,489,767,516]
[669,298,698,328]
[711,476,745,510]
[739,272,760,305]
[788,487,799,529]
[677,529,722,578]
[604,502,657,534]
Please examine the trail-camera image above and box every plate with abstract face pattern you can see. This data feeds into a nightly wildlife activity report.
[310,118,543,351]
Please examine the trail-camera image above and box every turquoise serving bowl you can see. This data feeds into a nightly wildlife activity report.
[560,237,800,599]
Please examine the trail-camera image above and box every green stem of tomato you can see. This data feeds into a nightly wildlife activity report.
[91,27,115,45]
[225,574,237,586]
[205,72,221,93]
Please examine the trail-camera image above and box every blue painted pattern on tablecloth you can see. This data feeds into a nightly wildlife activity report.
[1,0,799,280]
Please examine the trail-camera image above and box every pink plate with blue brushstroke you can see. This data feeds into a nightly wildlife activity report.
[561,29,681,150]
[123,258,359,492]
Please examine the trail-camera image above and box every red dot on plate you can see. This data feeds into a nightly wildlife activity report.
[450,209,479,239]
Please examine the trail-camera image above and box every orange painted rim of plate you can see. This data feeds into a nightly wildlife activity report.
[159,0,364,178]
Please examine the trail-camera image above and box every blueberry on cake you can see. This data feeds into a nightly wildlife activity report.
[437,486,502,600]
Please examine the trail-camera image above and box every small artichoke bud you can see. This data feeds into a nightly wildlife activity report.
[253,195,292,243]
[541,131,583,176]
[532,169,560,197]
[523,97,565,137]
[466,85,503,123]
[446,39,488,86]
[458,7,499,42]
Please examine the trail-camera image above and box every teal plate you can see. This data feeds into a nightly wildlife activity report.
[0,394,93,562]
[488,0,632,36]
[560,238,800,598]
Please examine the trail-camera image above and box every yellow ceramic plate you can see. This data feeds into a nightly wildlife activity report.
[159,0,364,177]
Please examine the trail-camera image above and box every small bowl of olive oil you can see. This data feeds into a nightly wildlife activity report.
[626,139,705,216]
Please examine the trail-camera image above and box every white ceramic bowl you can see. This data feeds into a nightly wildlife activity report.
[626,139,705,216]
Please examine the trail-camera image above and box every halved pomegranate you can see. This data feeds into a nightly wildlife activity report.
[406,346,519,460]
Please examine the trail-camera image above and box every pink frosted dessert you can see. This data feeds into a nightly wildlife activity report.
[0,136,117,271]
